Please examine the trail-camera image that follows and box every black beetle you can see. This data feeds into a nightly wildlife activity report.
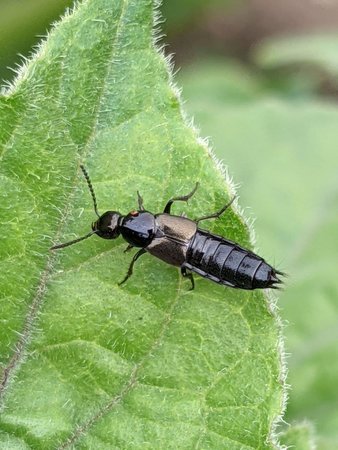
[51,165,284,290]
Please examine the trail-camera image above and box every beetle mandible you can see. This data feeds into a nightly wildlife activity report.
[50,165,284,290]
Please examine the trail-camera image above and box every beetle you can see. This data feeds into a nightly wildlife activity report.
[50,165,284,290]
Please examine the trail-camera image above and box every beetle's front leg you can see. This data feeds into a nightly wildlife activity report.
[181,266,195,290]
[137,191,145,211]
[124,244,134,253]
[119,249,146,286]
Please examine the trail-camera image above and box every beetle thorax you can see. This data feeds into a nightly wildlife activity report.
[120,211,156,247]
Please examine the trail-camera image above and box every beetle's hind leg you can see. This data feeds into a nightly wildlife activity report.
[195,196,236,223]
[181,266,195,290]
[164,183,199,214]
[119,249,146,286]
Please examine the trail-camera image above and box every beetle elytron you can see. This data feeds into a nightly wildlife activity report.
[51,165,284,290]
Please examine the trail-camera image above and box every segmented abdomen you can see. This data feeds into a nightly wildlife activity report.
[185,229,280,290]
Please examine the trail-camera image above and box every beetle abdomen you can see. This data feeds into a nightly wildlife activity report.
[185,230,281,290]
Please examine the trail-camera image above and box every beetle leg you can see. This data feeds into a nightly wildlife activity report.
[163,182,199,214]
[137,191,145,211]
[124,244,134,253]
[181,266,195,290]
[119,249,146,286]
[195,196,236,223]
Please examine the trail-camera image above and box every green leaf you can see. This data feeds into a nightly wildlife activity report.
[0,2,284,448]
[278,422,316,450]
[254,33,338,75]
[161,0,242,34]
[252,33,338,96]
[179,58,338,450]
[0,0,73,84]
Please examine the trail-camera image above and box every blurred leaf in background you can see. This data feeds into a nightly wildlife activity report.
[255,33,338,75]
[254,33,338,98]
[161,0,240,34]
[279,422,316,450]
[0,0,73,84]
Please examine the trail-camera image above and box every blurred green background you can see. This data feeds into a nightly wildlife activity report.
[1,0,338,448]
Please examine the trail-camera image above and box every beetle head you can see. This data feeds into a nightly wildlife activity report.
[50,165,122,251]
[92,211,122,239]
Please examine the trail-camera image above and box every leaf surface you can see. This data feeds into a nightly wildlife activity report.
[0,2,284,448]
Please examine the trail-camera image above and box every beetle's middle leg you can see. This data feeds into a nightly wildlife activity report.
[195,196,236,224]
[181,266,195,290]
[119,248,146,286]
[163,182,199,214]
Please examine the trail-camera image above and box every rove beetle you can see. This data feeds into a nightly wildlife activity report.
[51,165,284,290]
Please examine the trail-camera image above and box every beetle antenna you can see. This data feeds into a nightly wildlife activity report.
[80,164,100,217]
[50,231,96,250]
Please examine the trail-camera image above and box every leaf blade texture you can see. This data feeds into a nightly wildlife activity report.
[0,1,284,448]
